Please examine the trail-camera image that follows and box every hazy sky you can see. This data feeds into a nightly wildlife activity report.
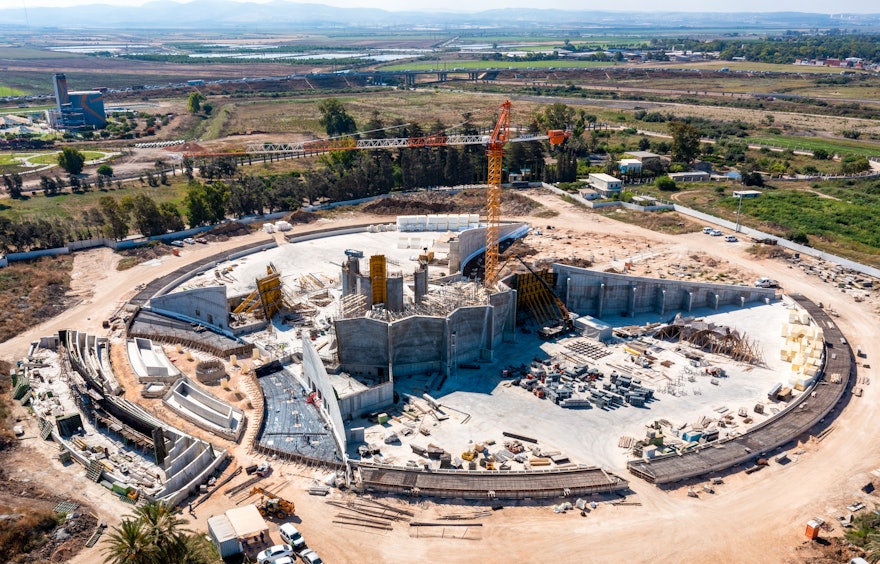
[10,0,879,13]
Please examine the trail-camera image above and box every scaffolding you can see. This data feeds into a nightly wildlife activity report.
[515,270,561,327]
[370,255,387,306]
[654,318,765,365]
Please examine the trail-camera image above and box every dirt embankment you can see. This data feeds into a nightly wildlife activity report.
[361,188,550,217]
[0,256,75,344]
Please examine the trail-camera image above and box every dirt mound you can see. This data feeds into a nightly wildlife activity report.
[361,189,546,217]
[288,210,319,224]
[117,242,168,271]
[204,221,252,241]
[363,195,460,216]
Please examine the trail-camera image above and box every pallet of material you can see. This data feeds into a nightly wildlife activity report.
[529,457,551,466]
[551,454,570,464]
[560,398,592,408]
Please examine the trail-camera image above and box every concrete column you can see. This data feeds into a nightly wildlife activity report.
[414,266,428,304]
[628,285,638,317]
[598,283,605,318]
[357,276,372,308]
[448,238,461,274]
[385,277,404,312]
[658,288,666,316]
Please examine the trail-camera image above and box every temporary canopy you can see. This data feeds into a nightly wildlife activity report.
[226,504,268,539]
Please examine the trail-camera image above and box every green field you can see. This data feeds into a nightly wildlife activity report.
[28,151,108,165]
[0,182,189,223]
[0,86,26,97]
[379,60,617,71]
[653,61,855,75]
[745,136,880,157]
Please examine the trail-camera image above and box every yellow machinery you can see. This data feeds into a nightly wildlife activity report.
[250,486,295,519]
[232,263,287,319]
[370,255,387,305]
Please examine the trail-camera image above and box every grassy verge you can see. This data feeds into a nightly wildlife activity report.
[379,60,618,71]
[27,151,107,165]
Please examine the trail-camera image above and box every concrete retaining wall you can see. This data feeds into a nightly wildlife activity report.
[554,264,776,319]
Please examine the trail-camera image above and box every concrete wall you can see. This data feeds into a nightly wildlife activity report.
[453,223,529,275]
[338,381,394,420]
[151,286,229,331]
[301,338,347,455]
[489,288,517,345]
[389,316,445,377]
[447,306,491,363]
[554,264,776,319]
[335,318,389,376]
[385,276,404,312]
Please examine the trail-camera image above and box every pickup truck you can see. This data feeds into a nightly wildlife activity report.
[755,278,779,288]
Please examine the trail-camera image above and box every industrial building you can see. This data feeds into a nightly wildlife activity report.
[46,73,106,130]
[588,173,623,197]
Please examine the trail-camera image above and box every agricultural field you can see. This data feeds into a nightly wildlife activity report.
[624,179,880,266]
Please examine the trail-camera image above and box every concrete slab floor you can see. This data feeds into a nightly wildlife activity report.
[352,300,799,473]
[177,229,452,297]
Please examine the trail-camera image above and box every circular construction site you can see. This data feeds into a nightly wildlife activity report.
[122,212,853,499]
[6,192,874,564]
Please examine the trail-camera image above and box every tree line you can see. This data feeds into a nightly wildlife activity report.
[659,33,880,64]
[0,100,635,253]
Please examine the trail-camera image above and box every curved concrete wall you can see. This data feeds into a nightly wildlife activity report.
[453,223,530,274]
[301,337,347,455]
[554,264,776,319]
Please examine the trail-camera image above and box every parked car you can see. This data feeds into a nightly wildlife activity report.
[279,523,306,550]
[169,240,185,248]
[755,277,780,288]
[724,235,738,242]
[183,237,196,244]
[702,226,714,234]
[710,229,723,236]
[256,544,294,564]
[299,549,323,564]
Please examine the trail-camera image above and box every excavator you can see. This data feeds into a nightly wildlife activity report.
[250,486,296,519]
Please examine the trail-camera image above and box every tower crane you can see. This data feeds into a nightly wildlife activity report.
[183,100,569,288]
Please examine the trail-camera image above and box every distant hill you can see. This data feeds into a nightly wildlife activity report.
[1,2,879,30]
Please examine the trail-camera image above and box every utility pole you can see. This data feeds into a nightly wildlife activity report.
[735,193,743,233]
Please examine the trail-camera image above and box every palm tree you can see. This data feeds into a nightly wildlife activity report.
[102,518,154,564]
[865,532,880,563]
[134,501,190,544]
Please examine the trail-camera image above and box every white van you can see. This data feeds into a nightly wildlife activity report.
[278,523,305,550]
